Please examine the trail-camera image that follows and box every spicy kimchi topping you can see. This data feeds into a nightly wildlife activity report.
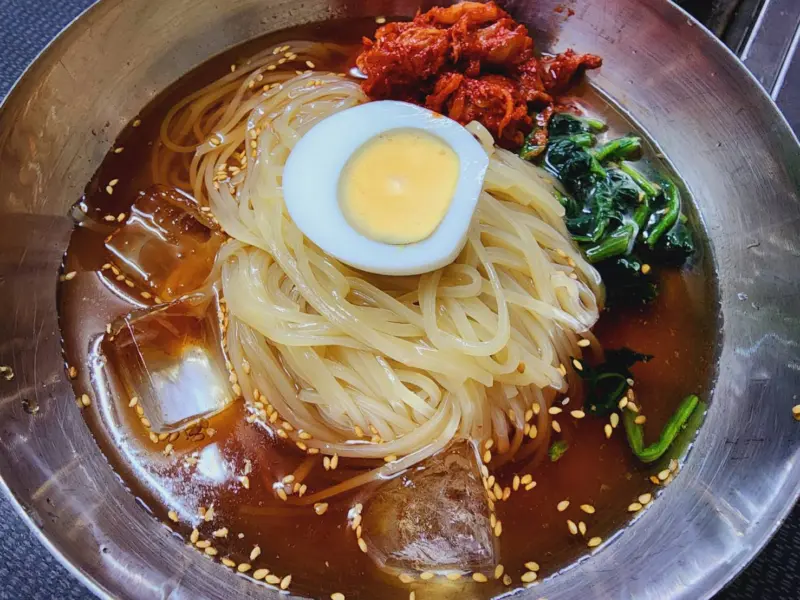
[356,1,602,149]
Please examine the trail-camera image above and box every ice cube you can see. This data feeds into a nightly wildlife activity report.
[102,292,233,434]
[360,441,498,575]
[105,185,223,302]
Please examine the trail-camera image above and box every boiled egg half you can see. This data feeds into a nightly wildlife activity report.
[282,100,489,276]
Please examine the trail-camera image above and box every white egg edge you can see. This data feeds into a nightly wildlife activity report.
[282,100,490,276]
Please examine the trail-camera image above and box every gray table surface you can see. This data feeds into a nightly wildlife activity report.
[0,0,798,598]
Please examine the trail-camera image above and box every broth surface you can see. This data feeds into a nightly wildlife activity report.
[59,18,716,600]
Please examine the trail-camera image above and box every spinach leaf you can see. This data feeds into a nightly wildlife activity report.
[575,348,652,417]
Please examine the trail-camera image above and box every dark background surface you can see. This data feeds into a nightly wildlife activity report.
[0,0,797,598]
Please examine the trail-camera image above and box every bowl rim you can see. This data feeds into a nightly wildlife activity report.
[0,0,798,599]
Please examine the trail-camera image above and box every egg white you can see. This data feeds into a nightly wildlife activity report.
[282,100,489,276]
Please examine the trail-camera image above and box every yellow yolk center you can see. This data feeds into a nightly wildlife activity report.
[339,128,460,245]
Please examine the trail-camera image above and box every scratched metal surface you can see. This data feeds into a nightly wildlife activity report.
[0,0,798,599]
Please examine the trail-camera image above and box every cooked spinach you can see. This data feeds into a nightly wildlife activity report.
[622,394,702,463]
[574,348,652,417]
[548,440,570,462]
[521,113,696,305]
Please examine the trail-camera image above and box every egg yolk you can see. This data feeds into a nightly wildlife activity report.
[339,128,460,245]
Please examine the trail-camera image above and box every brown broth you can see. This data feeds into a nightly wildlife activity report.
[58,18,717,600]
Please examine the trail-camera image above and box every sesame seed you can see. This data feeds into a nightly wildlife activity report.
[521,571,538,583]
[628,502,643,512]
[358,538,368,553]
[212,527,228,538]
[114,147,124,154]
[610,413,620,428]
[375,16,387,23]
[280,574,292,589]
[253,569,269,580]
[650,475,661,485]
[331,594,345,600]
[794,405,800,419]
[484,439,494,450]
[639,493,652,504]
[578,521,587,535]
[277,488,288,501]
[483,450,492,463]
[567,519,578,534]
[265,574,281,584]
[420,571,434,580]
[494,564,504,579]
[132,119,141,127]
[68,365,78,379]
[128,396,138,408]
[80,394,91,407]
[604,424,613,438]
[513,475,520,491]
[149,432,158,444]
[641,263,651,274]
[558,364,567,376]
[548,406,562,415]
[658,469,671,481]
[525,561,540,571]
[552,420,561,433]
[168,510,179,522]
[634,415,647,425]
[204,547,218,556]
[237,563,251,573]
[384,454,397,463]
[588,537,602,548]
[619,398,629,409]
[105,186,114,195]
[190,529,199,544]
[580,504,596,514]
[571,410,586,419]
[222,558,236,568]
[521,474,533,485]
[529,425,538,439]
[306,60,315,69]
[250,545,261,561]
[398,573,414,583]
[532,403,541,415]
[109,179,119,187]
[314,503,328,515]
[409,593,415,600]
[446,572,461,581]
[195,540,211,549]
[577,339,591,347]
[525,481,537,491]
[503,574,512,586]
[494,521,503,537]
[473,572,488,582]
[330,454,339,470]
[557,500,570,512]
[63,270,77,281]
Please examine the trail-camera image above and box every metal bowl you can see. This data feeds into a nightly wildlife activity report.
[0,0,798,598]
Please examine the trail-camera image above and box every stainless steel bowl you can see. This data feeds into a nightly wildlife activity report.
[1,1,798,598]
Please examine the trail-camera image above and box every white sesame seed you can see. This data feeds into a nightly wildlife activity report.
[588,536,602,548]
[604,424,613,438]
[571,410,586,419]
[420,571,434,580]
[580,504,596,514]
[567,519,578,534]
[472,572,488,582]
[253,568,269,580]
[639,493,652,504]
[521,571,537,583]
[494,564,504,579]
[557,500,570,512]
[610,412,620,428]
[628,502,643,512]
[658,469,671,481]
[552,420,561,433]
[280,574,292,589]
[357,538,368,553]
[314,503,328,515]
[249,545,261,561]
[577,339,591,347]
[578,521,587,535]
[548,406,562,415]
[375,16,387,23]
[167,510,178,522]
[331,594,345,600]
[237,563,251,573]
